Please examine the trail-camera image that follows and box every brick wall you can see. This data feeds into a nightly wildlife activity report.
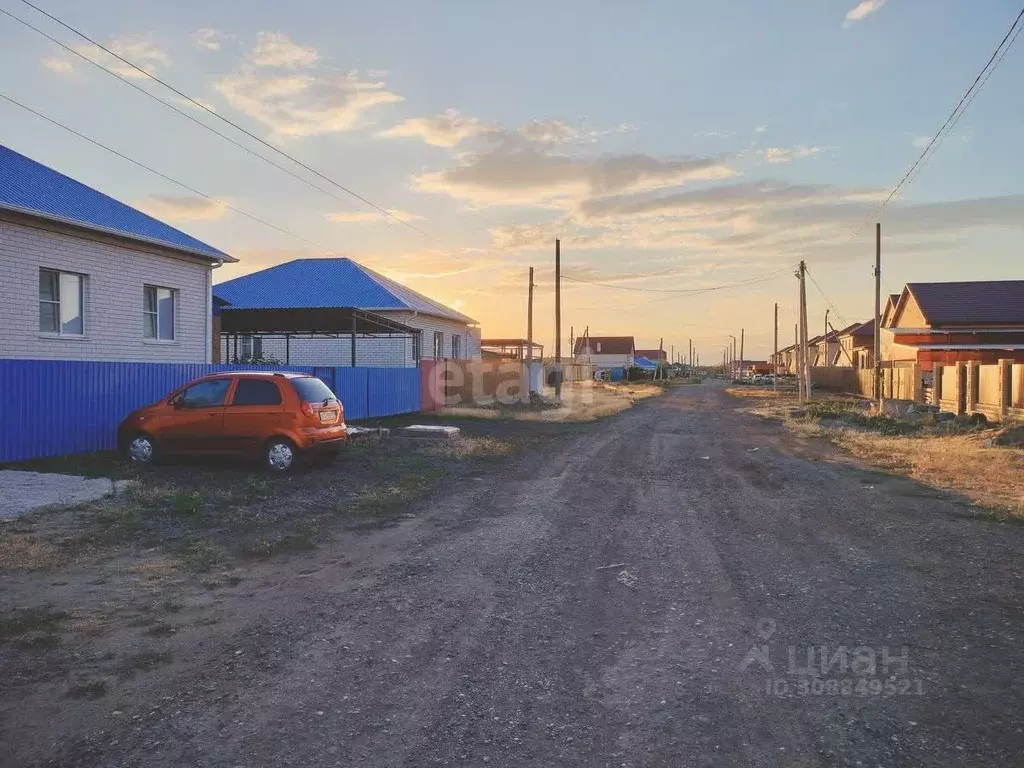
[0,215,213,362]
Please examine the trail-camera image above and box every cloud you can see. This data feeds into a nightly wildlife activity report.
[326,209,424,223]
[137,196,230,222]
[518,119,582,145]
[193,28,225,51]
[249,32,318,68]
[414,143,737,207]
[42,58,74,75]
[215,34,402,137]
[910,135,931,149]
[843,0,887,27]
[755,125,768,133]
[758,146,822,164]
[381,109,499,147]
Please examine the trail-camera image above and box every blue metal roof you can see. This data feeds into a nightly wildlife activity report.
[213,258,476,324]
[0,144,232,262]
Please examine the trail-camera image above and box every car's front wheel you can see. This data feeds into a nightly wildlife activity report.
[263,438,297,472]
[126,433,157,465]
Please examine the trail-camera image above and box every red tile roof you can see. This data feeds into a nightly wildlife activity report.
[573,336,635,355]
[907,281,1024,326]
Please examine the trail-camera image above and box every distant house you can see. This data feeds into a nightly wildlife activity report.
[634,348,667,363]
[744,360,771,375]
[573,335,635,373]
[881,280,1024,369]
[0,144,235,362]
[835,321,874,368]
[213,257,480,366]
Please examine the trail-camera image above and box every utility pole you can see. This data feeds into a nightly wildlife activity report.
[569,325,574,363]
[554,239,562,402]
[773,302,779,393]
[824,308,830,367]
[798,260,810,402]
[526,266,534,363]
[689,338,693,375]
[739,328,745,379]
[874,223,882,409]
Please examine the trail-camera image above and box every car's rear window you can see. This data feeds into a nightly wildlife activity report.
[290,376,338,403]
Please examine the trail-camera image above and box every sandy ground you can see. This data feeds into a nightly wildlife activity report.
[2,381,1023,766]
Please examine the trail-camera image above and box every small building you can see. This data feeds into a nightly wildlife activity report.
[572,335,635,374]
[0,144,235,362]
[480,338,544,361]
[744,360,771,375]
[881,280,1024,370]
[213,257,480,366]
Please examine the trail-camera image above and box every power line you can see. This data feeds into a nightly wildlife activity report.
[0,8,352,209]
[804,266,849,327]
[559,265,794,295]
[11,0,429,236]
[0,91,325,250]
[852,3,1024,236]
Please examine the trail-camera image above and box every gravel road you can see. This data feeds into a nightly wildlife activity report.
[36,383,1024,766]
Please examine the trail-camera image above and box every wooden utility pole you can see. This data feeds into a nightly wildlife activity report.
[689,338,693,374]
[874,223,882,408]
[554,239,562,401]
[773,302,779,392]
[798,260,810,402]
[569,325,574,362]
[824,309,830,367]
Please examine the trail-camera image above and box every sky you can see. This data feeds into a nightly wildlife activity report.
[1,0,1023,360]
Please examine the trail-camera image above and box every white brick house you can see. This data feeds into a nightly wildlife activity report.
[214,258,480,366]
[0,145,234,362]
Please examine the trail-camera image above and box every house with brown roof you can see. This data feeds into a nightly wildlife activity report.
[573,335,635,372]
[881,280,1024,370]
[834,320,875,368]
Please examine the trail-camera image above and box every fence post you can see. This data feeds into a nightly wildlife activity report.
[932,364,943,407]
[965,361,978,415]
[998,359,1012,420]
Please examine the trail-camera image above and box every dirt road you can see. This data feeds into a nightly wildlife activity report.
[13,383,1024,766]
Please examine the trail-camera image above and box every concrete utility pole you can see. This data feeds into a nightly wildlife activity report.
[554,238,562,402]
[798,260,810,402]
[689,338,693,374]
[526,266,534,363]
[773,302,779,393]
[824,309,830,367]
[728,335,736,379]
[874,223,882,409]
[739,328,745,379]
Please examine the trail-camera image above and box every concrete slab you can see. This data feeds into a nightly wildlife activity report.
[395,425,461,439]
[0,471,134,520]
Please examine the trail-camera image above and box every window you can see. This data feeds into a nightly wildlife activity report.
[143,285,175,341]
[596,342,602,353]
[451,334,461,360]
[39,269,84,335]
[231,378,282,406]
[433,331,444,359]
[411,332,422,362]
[290,377,337,404]
[239,336,262,361]
[176,378,231,408]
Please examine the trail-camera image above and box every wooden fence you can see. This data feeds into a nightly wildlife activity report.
[933,360,1023,422]
[810,366,919,401]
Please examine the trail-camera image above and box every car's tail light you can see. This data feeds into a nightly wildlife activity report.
[300,403,314,417]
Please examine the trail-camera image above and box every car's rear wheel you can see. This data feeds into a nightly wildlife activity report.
[126,433,157,465]
[264,438,297,472]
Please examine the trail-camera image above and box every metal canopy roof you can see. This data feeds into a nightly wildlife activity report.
[219,307,419,336]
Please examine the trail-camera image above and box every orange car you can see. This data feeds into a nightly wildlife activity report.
[118,372,347,471]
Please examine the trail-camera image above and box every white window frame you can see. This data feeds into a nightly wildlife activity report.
[39,268,85,336]
[451,334,461,360]
[433,331,444,359]
[143,285,177,341]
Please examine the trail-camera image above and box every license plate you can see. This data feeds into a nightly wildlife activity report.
[318,410,337,424]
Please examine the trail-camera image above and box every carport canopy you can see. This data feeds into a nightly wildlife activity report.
[219,307,419,336]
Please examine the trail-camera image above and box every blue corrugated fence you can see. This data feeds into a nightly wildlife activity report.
[0,360,421,463]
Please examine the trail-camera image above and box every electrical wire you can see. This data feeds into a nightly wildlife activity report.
[0,91,325,250]
[11,0,429,236]
[559,265,794,295]
[804,266,849,328]
[850,3,1024,239]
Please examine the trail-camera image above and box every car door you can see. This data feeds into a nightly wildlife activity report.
[221,377,286,454]
[161,377,233,453]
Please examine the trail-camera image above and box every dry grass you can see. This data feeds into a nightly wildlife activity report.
[0,532,64,571]
[729,388,1024,519]
[420,436,513,459]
